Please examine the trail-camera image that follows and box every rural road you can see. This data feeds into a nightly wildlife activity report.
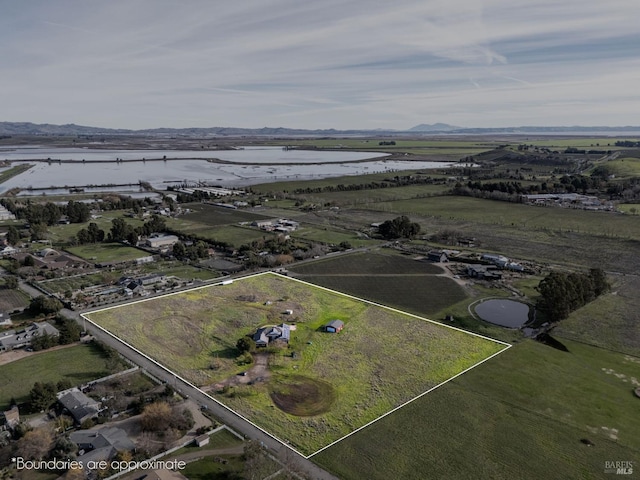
[63,307,339,480]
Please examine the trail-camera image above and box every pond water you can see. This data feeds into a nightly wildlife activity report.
[474,299,531,328]
[0,146,459,192]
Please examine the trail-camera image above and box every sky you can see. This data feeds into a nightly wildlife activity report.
[1,0,639,130]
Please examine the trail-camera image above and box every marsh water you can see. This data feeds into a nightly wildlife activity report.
[0,146,458,191]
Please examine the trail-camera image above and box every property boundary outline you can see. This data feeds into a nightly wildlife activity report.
[82,271,512,458]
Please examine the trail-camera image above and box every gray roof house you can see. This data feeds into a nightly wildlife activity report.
[253,324,291,347]
[70,427,135,465]
[0,322,59,352]
[57,388,102,424]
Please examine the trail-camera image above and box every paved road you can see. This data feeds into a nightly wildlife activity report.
[63,307,338,480]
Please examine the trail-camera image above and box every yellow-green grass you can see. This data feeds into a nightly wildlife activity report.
[66,243,149,263]
[291,225,380,248]
[47,211,145,245]
[293,183,451,207]
[86,273,506,455]
[368,196,640,240]
[601,157,640,178]
[0,343,116,410]
[617,203,640,214]
[314,339,640,479]
[164,218,275,247]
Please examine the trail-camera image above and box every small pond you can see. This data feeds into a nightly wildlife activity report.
[474,298,531,328]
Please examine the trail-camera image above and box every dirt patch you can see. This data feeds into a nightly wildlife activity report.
[269,375,335,416]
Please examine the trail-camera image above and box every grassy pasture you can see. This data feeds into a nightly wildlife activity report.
[47,211,145,245]
[368,196,640,240]
[601,157,640,178]
[314,339,640,480]
[294,183,451,207]
[86,273,505,455]
[0,343,115,410]
[181,203,272,226]
[291,225,379,248]
[66,242,149,263]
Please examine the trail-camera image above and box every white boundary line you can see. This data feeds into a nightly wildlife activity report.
[83,271,511,459]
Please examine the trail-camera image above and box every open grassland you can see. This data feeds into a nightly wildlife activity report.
[164,217,275,247]
[368,196,640,240]
[0,343,115,410]
[181,203,272,226]
[47,211,145,245]
[86,273,505,455]
[617,203,640,214]
[314,339,640,480]
[290,252,467,317]
[554,275,640,355]
[291,225,380,248]
[66,242,149,263]
[601,157,640,178]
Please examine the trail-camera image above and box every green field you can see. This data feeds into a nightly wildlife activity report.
[65,243,150,263]
[314,339,640,480]
[291,225,379,248]
[368,196,640,240]
[0,343,116,410]
[291,252,467,317]
[181,203,272,226]
[601,157,640,178]
[86,273,506,455]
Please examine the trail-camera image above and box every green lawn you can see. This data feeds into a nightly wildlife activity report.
[314,339,640,480]
[66,243,149,263]
[87,273,506,455]
[0,343,117,410]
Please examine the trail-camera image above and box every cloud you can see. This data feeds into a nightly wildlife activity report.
[0,0,639,128]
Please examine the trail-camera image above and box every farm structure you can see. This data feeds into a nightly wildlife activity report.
[253,323,291,347]
[145,233,179,249]
[323,319,344,333]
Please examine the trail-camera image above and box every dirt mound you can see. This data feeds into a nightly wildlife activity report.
[269,375,335,416]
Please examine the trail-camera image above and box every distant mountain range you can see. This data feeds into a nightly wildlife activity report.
[1,121,639,137]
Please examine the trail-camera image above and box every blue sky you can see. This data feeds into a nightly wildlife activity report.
[2,0,639,129]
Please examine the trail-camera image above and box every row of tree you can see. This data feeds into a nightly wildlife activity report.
[536,268,610,321]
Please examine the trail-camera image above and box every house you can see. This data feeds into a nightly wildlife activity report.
[323,319,344,333]
[427,250,449,263]
[1,406,20,431]
[57,388,101,424]
[70,427,135,465]
[253,324,291,347]
[466,264,502,280]
[0,322,59,352]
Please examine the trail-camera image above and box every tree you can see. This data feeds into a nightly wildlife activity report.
[29,295,63,315]
[140,402,173,432]
[243,440,273,480]
[4,276,18,289]
[29,382,57,412]
[172,241,186,259]
[6,225,20,245]
[15,428,52,460]
[236,336,255,353]
[378,215,421,239]
[23,255,36,267]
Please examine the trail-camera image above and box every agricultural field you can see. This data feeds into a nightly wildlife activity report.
[180,203,273,226]
[0,343,117,410]
[290,252,467,318]
[86,273,507,455]
[0,287,30,312]
[368,196,640,240]
[290,225,379,248]
[164,217,275,247]
[314,339,640,480]
[66,242,150,263]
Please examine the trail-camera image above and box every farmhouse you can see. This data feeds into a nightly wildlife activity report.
[253,323,291,347]
[1,406,20,431]
[57,387,102,424]
[467,264,502,280]
[323,319,344,333]
[0,322,59,352]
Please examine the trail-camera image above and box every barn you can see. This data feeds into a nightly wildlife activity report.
[323,319,344,333]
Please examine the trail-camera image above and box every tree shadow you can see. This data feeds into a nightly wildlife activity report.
[536,332,569,352]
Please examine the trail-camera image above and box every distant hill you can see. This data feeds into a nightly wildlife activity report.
[408,123,459,132]
[1,121,639,137]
